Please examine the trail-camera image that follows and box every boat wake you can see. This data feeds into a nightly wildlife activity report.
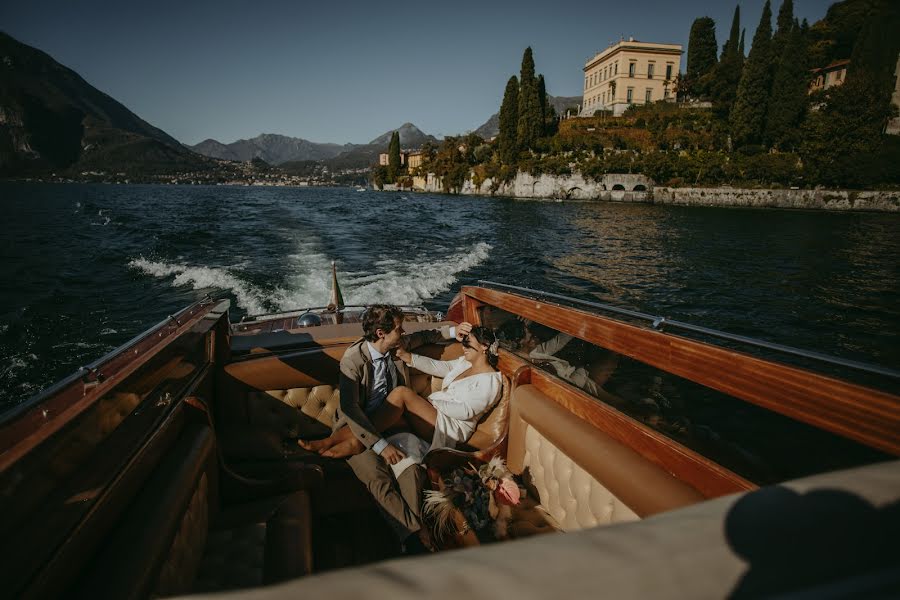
[128,257,275,315]
[127,241,491,314]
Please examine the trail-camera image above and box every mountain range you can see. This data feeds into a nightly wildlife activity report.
[0,31,579,177]
[189,122,438,166]
[0,31,210,175]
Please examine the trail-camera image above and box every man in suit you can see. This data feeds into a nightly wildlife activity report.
[300,304,467,551]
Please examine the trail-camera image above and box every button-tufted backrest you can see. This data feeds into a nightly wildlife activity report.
[507,385,704,531]
[263,386,341,428]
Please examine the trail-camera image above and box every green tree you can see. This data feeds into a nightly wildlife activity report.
[685,17,718,97]
[708,5,744,116]
[516,47,542,150]
[801,1,900,187]
[498,75,519,164]
[730,0,774,147]
[765,20,809,149]
[537,74,548,134]
[387,130,400,183]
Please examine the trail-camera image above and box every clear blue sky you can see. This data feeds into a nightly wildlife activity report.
[1,0,833,145]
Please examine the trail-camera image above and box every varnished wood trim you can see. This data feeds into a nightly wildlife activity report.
[0,303,222,472]
[464,286,900,456]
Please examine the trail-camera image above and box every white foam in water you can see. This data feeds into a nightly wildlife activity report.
[269,241,337,310]
[342,242,492,305]
[128,241,491,315]
[128,257,272,315]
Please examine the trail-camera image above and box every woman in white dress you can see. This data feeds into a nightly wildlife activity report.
[374,325,502,457]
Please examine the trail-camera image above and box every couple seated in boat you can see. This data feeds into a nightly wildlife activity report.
[299,304,501,552]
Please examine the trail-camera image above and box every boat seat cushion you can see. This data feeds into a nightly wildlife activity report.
[507,385,704,530]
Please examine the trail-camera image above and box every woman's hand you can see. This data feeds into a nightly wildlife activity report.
[395,346,412,364]
[455,321,473,341]
[380,444,406,465]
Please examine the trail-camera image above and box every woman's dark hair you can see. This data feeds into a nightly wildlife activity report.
[362,304,404,341]
[470,325,499,369]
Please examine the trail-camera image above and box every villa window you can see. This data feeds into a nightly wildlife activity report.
[627,88,633,103]
[666,64,673,80]
[648,63,655,79]
[645,89,652,103]
[836,70,843,81]
[615,63,618,75]
[629,62,636,77]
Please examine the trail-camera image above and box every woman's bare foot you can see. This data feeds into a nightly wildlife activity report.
[321,436,365,458]
[298,436,336,453]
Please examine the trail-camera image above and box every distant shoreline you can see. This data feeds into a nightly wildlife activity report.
[383,172,900,213]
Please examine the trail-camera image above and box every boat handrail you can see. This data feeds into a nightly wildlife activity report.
[477,280,900,381]
[0,297,225,426]
[238,304,438,323]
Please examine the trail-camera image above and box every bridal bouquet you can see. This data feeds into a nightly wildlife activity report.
[424,456,524,542]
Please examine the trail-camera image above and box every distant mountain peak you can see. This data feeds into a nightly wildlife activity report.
[368,123,435,148]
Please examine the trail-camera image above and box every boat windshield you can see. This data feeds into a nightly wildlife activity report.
[483,304,889,484]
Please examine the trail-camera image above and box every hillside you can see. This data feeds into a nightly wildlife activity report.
[0,31,207,175]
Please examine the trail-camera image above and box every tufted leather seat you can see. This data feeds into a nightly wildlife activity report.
[260,386,341,429]
[506,385,704,533]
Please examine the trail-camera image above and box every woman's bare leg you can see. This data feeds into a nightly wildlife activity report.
[370,386,439,440]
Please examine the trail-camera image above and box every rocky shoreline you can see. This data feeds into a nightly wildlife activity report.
[393,172,900,212]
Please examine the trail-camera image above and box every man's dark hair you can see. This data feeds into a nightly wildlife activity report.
[362,304,404,341]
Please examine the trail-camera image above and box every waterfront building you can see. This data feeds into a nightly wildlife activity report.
[581,38,682,117]
[407,151,425,171]
[377,152,409,166]
[809,59,850,93]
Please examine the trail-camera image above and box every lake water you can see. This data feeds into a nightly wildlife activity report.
[2,182,898,478]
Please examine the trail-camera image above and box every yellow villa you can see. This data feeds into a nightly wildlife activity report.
[581,38,682,117]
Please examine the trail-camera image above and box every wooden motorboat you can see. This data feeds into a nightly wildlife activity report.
[1,279,898,599]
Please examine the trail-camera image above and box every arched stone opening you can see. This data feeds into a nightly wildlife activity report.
[633,184,647,191]
[612,184,626,191]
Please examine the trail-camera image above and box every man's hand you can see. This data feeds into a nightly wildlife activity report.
[455,321,473,342]
[380,444,406,465]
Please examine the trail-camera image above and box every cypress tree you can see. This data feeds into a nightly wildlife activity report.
[387,131,400,183]
[765,20,808,149]
[498,75,519,164]
[685,17,718,97]
[773,0,794,47]
[730,0,774,147]
[537,74,547,134]
[709,5,743,115]
[738,29,746,59]
[516,47,542,150]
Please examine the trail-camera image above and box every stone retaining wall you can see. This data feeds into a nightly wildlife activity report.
[651,187,900,212]
[411,172,899,212]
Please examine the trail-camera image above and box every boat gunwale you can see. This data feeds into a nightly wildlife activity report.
[461,285,900,457]
[0,299,228,471]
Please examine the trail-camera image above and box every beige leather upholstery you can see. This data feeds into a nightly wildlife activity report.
[261,387,341,428]
[507,385,704,530]
[522,423,638,529]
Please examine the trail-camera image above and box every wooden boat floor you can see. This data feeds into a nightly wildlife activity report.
[313,509,403,571]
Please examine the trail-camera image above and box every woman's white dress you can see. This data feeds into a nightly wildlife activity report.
[407,354,502,450]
